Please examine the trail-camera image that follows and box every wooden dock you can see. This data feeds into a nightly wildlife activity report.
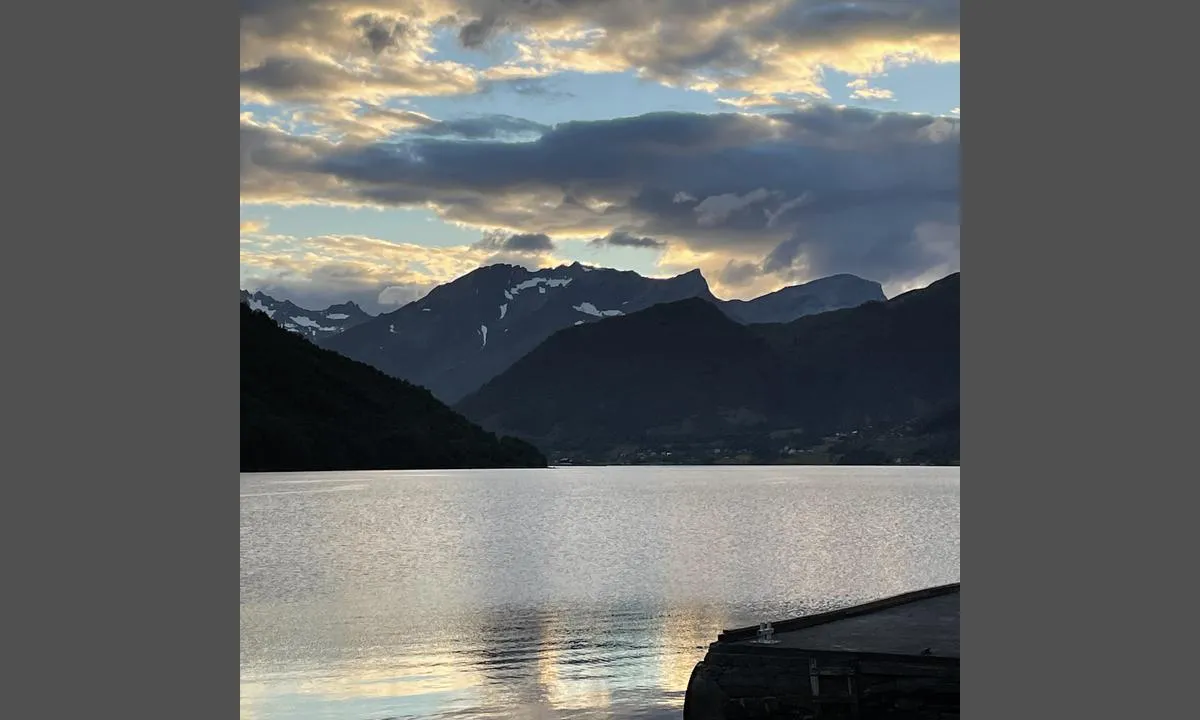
[683,583,960,720]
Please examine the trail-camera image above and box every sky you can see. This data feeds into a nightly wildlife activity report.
[240,0,960,314]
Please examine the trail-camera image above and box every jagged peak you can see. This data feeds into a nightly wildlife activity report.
[664,267,713,291]
[323,300,367,315]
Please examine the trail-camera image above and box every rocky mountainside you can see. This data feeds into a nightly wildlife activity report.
[240,290,372,341]
[320,262,884,403]
[721,273,885,324]
[320,262,720,403]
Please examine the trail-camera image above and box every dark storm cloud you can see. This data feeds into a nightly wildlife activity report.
[450,0,958,46]
[768,0,960,42]
[352,14,413,54]
[242,105,959,289]
[420,114,549,139]
[760,197,960,286]
[474,230,556,253]
[459,13,502,48]
[589,230,666,249]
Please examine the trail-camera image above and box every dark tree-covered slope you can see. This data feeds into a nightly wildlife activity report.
[240,303,547,472]
[456,298,787,447]
[755,272,960,432]
[456,274,959,460]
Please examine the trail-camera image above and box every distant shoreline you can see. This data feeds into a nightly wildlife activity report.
[549,461,959,468]
[239,462,960,475]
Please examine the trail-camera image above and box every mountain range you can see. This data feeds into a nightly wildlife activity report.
[455,272,959,464]
[240,302,546,472]
[317,263,885,403]
[240,290,373,341]
[718,273,892,324]
[239,264,957,467]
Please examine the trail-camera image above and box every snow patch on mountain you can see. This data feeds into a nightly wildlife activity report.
[242,290,372,340]
[499,303,508,320]
[291,315,336,332]
[573,302,624,318]
[507,276,573,299]
[479,325,488,348]
[247,299,275,317]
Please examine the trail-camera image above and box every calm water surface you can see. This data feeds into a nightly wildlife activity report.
[241,466,959,720]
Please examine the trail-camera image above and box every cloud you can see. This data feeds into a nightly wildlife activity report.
[451,0,959,103]
[239,54,478,106]
[497,77,576,100]
[765,192,813,228]
[268,102,547,144]
[289,101,438,142]
[241,219,268,234]
[751,186,960,300]
[693,188,772,227]
[353,13,415,54]
[240,1,958,115]
[239,1,482,134]
[241,104,959,295]
[717,259,762,287]
[376,283,432,308]
[239,231,504,313]
[474,230,556,252]
[716,94,791,109]
[847,78,895,101]
[419,114,548,139]
[588,230,666,249]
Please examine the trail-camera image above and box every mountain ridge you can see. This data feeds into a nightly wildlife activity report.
[455,272,959,464]
[239,290,374,341]
[318,263,885,403]
[720,273,887,324]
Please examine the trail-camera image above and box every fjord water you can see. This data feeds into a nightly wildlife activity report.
[241,466,960,720]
